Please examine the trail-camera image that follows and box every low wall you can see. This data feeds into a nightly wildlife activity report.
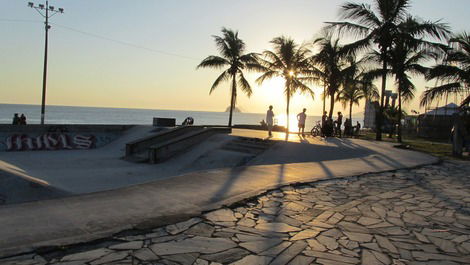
[126,126,199,156]
[0,124,133,152]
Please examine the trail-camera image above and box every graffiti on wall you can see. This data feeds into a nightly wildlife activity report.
[5,133,95,151]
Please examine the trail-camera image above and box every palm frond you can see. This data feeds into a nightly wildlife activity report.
[237,72,253,97]
[420,82,463,107]
[338,3,381,27]
[197,56,229,69]
[256,70,279,85]
[210,70,231,94]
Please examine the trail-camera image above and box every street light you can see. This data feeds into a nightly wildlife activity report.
[28,1,64,125]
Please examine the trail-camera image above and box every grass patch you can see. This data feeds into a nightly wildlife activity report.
[358,131,468,160]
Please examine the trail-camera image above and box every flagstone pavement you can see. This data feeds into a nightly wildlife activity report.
[2,161,470,265]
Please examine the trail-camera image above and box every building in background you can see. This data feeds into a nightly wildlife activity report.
[363,90,397,129]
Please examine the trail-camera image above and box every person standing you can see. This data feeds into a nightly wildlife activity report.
[321,111,328,136]
[12,113,20,125]
[19,114,27,125]
[336,112,343,137]
[266,105,274,137]
[297,108,307,136]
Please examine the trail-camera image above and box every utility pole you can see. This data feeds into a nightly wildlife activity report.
[28,1,64,125]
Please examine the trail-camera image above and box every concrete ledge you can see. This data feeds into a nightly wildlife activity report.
[149,127,232,163]
[126,126,200,156]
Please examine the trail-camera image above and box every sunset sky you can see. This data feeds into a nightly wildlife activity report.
[1,0,468,115]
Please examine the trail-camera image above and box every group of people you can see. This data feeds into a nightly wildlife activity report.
[264,106,361,138]
[321,111,360,137]
[12,113,27,125]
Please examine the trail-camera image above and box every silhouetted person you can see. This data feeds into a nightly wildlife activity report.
[297,108,307,136]
[19,114,27,125]
[12,113,20,125]
[266,105,274,137]
[355,121,361,135]
[321,111,328,136]
[182,117,194,125]
[335,112,343,137]
[344,118,352,136]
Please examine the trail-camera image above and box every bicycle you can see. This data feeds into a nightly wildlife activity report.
[310,121,322,137]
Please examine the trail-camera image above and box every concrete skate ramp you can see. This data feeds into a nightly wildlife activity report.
[0,161,69,204]
[0,128,425,205]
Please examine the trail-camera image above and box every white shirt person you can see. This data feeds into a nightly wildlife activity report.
[266,105,274,136]
[297,108,307,136]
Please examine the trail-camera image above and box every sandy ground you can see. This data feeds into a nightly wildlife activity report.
[0,127,409,203]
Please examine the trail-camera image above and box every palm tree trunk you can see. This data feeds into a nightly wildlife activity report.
[228,73,236,127]
[398,90,402,143]
[329,91,335,120]
[322,85,326,114]
[286,79,291,139]
[376,52,387,141]
[349,101,353,125]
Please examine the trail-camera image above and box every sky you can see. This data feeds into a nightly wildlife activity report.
[0,0,468,115]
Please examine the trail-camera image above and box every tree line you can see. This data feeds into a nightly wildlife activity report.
[197,0,469,142]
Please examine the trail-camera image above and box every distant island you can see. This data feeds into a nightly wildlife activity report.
[225,106,242,113]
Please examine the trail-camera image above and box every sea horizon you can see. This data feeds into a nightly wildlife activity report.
[1,103,364,132]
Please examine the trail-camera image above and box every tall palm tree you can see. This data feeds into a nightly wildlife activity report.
[197,28,260,127]
[422,32,470,107]
[310,37,352,120]
[327,0,449,140]
[389,38,437,142]
[256,36,314,135]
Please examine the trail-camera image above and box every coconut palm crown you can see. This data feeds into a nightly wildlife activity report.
[197,28,260,127]
[256,36,314,136]
[310,37,355,120]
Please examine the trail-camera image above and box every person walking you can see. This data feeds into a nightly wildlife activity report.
[297,108,307,136]
[266,105,274,137]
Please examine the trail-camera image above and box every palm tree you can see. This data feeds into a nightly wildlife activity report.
[336,64,374,125]
[197,28,260,127]
[327,0,449,140]
[310,37,352,120]
[389,38,437,142]
[422,32,470,107]
[256,36,314,136]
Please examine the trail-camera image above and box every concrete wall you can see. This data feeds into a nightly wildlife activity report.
[0,124,133,152]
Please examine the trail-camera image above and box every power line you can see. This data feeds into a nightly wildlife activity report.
[51,23,199,61]
[0,18,42,23]
[0,18,200,61]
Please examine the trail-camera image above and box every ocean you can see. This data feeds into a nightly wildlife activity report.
[0,104,363,132]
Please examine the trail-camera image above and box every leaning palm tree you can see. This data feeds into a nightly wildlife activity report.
[310,37,352,120]
[327,0,450,140]
[256,36,314,135]
[197,28,260,127]
[422,32,470,108]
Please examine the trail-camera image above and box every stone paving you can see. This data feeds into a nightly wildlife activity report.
[2,161,470,265]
